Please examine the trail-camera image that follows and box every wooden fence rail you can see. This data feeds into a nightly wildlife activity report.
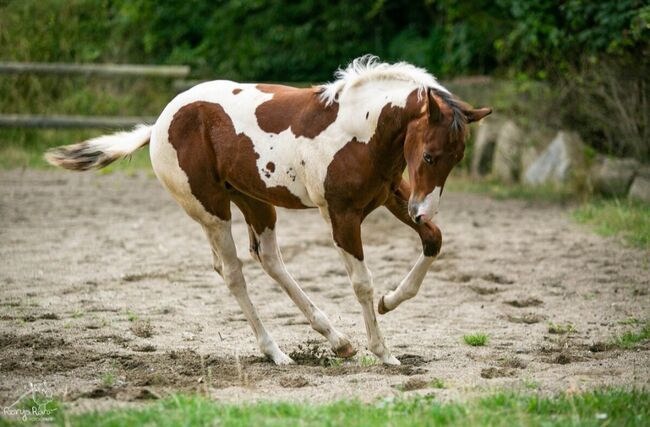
[0,62,190,78]
[0,114,156,129]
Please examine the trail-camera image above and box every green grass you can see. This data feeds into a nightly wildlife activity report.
[619,317,641,326]
[547,322,576,335]
[463,333,488,346]
[445,176,574,203]
[573,199,650,248]
[358,355,378,367]
[3,389,647,427]
[612,322,650,349]
[100,371,116,388]
[125,309,139,322]
[430,378,446,389]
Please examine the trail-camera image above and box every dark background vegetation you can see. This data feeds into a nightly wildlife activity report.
[0,0,648,163]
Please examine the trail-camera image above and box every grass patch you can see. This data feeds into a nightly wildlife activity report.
[125,309,139,322]
[573,199,650,248]
[611,322,650,349]
[446,175,574,203]
[358,355,378,367]
[619,317,641,326]
[547,322,576,335]
[4,389,648,426]
[463,333,489,346]
[430,378,446,389]
[100,371,116,388]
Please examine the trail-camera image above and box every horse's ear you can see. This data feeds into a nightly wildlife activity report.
[427,89,441,124]
[465,107,492,123]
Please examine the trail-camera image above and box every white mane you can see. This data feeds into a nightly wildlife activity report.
[318,55,448,106]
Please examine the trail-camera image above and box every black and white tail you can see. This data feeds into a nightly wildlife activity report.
[45,124,152,171]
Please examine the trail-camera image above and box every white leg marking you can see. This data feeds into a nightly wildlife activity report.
[337,249,400,365]
[204,221,293,365]
[254,228,353,355]
[381,253,435,312]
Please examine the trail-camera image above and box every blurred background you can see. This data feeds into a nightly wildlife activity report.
[0,0,648,205]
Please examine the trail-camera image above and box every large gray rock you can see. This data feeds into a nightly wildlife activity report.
[471,120,502,177]
[493,120,524,183]
[628,166,650,204]
[590,157,640,196]
[523,131,586,185]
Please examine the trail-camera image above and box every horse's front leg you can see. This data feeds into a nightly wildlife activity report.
[378,180,442,314]
[325,207,400,365]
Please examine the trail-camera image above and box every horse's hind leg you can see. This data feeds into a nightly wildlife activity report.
[201,217,294,365]
[155,176,291,363]
[233,194,356,358]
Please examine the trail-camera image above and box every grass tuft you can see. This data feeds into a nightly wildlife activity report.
[100,371,116,388]
[611,322,650,349]
[548,322,576,335]
[463,333,489,346]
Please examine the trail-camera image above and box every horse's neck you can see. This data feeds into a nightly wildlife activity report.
[337,81,420,178]
[337,80,421,142]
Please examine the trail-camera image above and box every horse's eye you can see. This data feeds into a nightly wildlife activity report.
[423,153,434,165]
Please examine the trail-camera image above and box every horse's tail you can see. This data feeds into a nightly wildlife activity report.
[45,124,152,171]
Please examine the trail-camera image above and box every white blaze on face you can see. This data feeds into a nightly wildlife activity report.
[415,186,441,221]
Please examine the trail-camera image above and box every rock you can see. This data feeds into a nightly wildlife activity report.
[493,120,524,182]
[521,146,540,176]
[590,157,639,196]
[471,120,502,177]
[628,166,650,203]
[523,131,586,185]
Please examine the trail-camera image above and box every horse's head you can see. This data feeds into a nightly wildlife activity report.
[404,88,491,224]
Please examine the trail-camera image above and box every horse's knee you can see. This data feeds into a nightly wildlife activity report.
[420,222,442,257]
[352,274,373,301]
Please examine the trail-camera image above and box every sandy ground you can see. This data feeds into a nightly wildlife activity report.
[0,170,648,411]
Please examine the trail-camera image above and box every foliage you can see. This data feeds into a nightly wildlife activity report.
[3,389,646,427]
[0,0,648,162]
[494,0,649,76]
[1,0,646,81]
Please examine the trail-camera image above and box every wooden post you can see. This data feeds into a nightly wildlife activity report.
[0,62,190,78]
[0,114,157,129]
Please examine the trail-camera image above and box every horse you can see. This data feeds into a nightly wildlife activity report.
[46,56,491,365]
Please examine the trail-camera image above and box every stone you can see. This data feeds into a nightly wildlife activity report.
[590,156,639,196]
[628,166,650,204]
[523,131,586,185]
[492,120,524,182]
[471,119,502,177]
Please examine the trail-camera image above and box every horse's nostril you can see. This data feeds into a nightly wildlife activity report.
[414,215,424,224]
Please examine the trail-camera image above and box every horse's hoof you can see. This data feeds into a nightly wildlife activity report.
[377,295,391,315]
[381,354,401,366]
[334,342,357,359]
[271,352,295,365]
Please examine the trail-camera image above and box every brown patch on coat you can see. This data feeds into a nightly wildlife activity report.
[324,90,423,259]
[168,102,308,218]
[266,162,275,173]
[255,84,339,139]
[232,88,242,95]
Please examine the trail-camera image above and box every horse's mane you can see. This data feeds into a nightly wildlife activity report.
[317,55,448,106]
[318,55,467,141]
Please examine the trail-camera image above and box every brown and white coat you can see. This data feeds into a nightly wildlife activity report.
[46,56,491,365]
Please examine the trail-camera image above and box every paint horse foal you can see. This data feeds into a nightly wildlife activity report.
[47,57,491,365]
